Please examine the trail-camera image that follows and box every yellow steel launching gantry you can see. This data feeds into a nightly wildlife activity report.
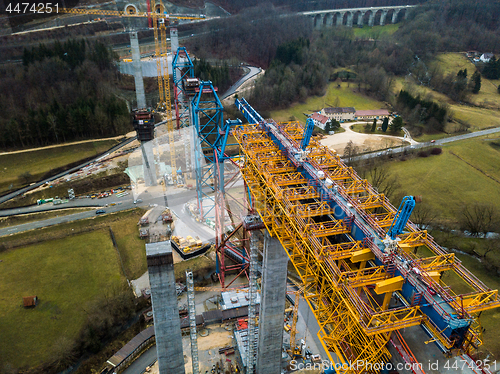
[58,3,205,183]
[233,119,500,373]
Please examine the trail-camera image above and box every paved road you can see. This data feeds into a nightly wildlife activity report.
[221,66,262,100]
[0,119,171,206]
[122,345,157,374]
[0,187,215,238]
[354,126,500,161]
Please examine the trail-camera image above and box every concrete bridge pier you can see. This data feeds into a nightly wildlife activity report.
[337,12,344,26]
[325,13,334,27]
[392,9,400,24]
[380,10,388,26]
[368,12,375,27]
[359,11,366,26]
[256,231,289,374]
[346,12,353,27]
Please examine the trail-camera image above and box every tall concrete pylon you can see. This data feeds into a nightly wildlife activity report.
[256,231,289,373]
[130,31,147,109]
[146,242,185,374]
[171,28,179,56]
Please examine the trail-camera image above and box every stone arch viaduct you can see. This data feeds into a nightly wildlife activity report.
[303,5,416,29]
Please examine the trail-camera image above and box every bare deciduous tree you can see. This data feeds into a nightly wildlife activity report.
[411,202,438,230]
[343,140,359,166]
[483,238,500,259]
[365,164,401,199]
[460,204,497,237]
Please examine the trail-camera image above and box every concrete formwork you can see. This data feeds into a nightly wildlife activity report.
[130,31,147,109]
[146,241,185,374]
[256,231,289,374]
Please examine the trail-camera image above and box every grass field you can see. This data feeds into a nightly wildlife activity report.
[1,209,147,276]
[441,250,500,358]
[271,81,387,123]
[352,23,400,38]
[0,139,121,195]
[430,52,475,75]
[109,211,148,279]
[383,136,500,221]
[393,77,500,132]
[431,52,500,110]
[0,230,126,369]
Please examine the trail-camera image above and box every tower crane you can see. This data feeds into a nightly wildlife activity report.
[58,3,205,183]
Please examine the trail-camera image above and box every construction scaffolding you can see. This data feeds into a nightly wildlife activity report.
[186,270,200,374]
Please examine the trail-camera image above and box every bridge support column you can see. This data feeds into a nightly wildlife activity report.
[368,12,375,27]
[147,242,185,374]
[404,8,410,20]
[325,14,333,27]
[380,10,388,26]
[346,12,353,27]
[315,15,322,30]
[358,11,365,26]
[337,12,344,26]
[256,231,289,374]
[130,31,146,109]
[392,9,400,24]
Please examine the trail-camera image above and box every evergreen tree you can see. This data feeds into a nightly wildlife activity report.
[389,116,404,132]
[371,119,377,132]
[324,121,332,133]
[482,56,500,80]
[381,117,389,132]
[471,70,481,94]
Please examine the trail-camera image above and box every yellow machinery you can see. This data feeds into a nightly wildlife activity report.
[233,120,500,373]
[289,285,305,358]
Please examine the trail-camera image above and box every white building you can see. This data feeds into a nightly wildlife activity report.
[321,107,356,122]
[354,109,390,121]
[310,112,331,130]
[480,53,494,63]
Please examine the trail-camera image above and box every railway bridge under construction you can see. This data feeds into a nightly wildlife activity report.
[117,16,500,373]
[231,98,500,373]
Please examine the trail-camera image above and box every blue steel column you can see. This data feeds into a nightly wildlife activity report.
[191,81,223,221]
[172,47,194,129]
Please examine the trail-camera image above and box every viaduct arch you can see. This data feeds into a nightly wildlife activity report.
[305,5,415,30]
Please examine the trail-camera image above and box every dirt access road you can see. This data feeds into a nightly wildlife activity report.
[320,121,418,154]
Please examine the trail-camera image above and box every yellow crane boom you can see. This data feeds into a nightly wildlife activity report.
[58,7,203,20]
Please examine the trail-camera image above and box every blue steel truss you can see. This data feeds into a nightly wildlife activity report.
[172,47,194,129]
[301,117,315,150]
[191,81,222,220]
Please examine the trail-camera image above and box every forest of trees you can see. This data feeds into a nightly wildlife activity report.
[0,40,130,149]
[193,58,232,92]
[185,0,500,132]
[395,90,448,131]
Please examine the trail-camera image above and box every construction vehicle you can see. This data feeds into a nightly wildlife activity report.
[160,208,173,223]
[139,209,154,226]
